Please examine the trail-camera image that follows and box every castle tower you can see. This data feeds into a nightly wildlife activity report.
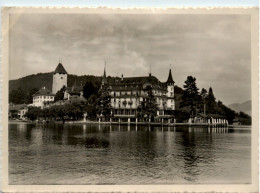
[166,68,175,110]
[52,61,68,94]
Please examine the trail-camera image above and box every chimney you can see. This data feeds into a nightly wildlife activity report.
[121,74,124,81]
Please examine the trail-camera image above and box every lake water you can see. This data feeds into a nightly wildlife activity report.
[9,122,251,184]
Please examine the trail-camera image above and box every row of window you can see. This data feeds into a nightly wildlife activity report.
[111,97,173,103]
[33,96,54,100]
[111,97,171,106]
[110,90,168,97]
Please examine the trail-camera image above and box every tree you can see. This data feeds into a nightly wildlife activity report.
[96,85,112,120]
[83,81,95,100]
[213,101,235,124]
[200,88,208,114]
[206,87,216,113]
[237,111,251,125]
[26,88,39,104]
[25,106,41,121]
[54,86,66,101]
[137,85,158,122]
[180,76,201,116]
[9,87,27,104]
[85,105,97,119]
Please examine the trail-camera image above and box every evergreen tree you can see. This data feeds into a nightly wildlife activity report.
[96,85,112,120]
[83,81,95,99]
[26,88,38,104]
[200,88,208,114]
[206,87,216,113]
[180,76,201,116]
[54,86,66,101]
[137,85,158,122]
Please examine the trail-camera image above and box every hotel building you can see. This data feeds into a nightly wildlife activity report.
[101,68,176,123]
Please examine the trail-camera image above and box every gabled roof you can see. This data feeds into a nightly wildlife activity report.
[66,86,83,94]
[54,63,67,74]
[166,69,175,84]
[33,87,55,97]
[9,104,28,111]
[197,113,208,118]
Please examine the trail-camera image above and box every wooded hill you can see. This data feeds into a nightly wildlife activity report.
[9,73,101,92]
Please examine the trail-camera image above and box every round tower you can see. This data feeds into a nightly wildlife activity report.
[166,68,175,110]
[52,61,68,94]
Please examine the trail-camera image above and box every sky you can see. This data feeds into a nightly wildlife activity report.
[9,13,251,105]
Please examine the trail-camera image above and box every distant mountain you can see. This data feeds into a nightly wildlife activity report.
[228,100,251,115]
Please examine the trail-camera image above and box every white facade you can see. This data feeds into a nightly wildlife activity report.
[33,95,55,108]
[52,73,67,94]
[166,84,175,110]
[18,107,28,119]
[33,87,55,108]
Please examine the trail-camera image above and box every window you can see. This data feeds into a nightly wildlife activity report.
[61,77,63,79]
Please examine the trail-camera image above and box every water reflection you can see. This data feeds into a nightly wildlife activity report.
[31,127,43,148]
[9,123,251,185]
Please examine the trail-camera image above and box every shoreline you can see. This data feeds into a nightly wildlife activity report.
[8,119,251,128]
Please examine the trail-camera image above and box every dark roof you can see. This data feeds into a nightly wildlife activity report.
[119,76,160,84]
[33,87,55,96]
[166,69,175,84]
[9,104,27,111]
[109,76,167,91]
[197,113,208,118]
[208,114,225,118]
[101,68,107,84]
[54,63,67,74]
[66,86,83,94]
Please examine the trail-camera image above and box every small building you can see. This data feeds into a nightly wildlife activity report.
[33,86,55,108]
[64,85,84,100]
[233,118,241,125]
[9,104,28,120]
[194,113,208,123]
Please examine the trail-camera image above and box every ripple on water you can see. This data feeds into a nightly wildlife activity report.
[9,123,251,184]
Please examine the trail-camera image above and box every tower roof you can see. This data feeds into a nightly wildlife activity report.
[166,69,175,84]
[101,66,107,84]
[54,63,67,74]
